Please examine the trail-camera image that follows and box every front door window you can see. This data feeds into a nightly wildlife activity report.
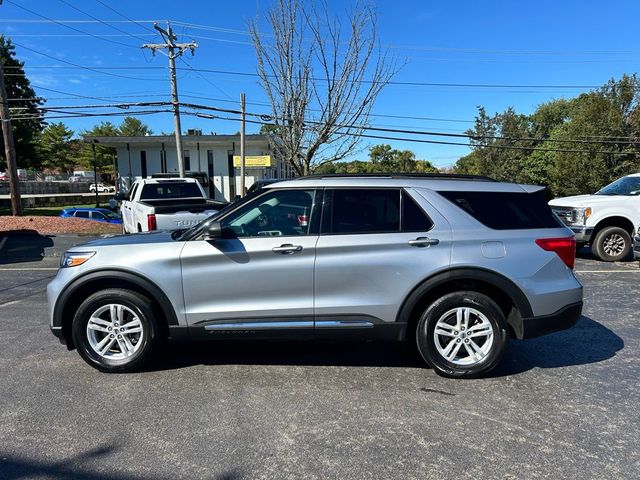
[222,189,318,237]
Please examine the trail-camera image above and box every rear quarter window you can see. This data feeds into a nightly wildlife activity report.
[438,190,562,230]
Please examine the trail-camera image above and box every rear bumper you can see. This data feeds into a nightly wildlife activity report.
[570,226,594,243]
[521,301,582,339]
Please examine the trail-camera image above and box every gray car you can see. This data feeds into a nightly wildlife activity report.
[48,174,583,378]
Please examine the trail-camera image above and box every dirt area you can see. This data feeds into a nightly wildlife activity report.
[0,216,121,235]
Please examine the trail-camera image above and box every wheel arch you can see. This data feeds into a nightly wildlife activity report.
[54,269,179,349]
[397,268,533,341]
[592,216,635,237]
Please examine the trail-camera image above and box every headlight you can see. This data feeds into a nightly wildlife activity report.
[573,207,591,225]
[60,251,95,268]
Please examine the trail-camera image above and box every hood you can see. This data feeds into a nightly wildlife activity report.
[549,194,633,207]
[71,231,177,249]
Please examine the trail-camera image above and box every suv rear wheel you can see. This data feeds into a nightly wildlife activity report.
[592,226,631,262]
[71,289,160,373]
[416,291,507,378]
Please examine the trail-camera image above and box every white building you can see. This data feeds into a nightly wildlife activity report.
[83,132,293,201]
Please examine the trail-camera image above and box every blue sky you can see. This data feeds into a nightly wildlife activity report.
[2,0,639,167]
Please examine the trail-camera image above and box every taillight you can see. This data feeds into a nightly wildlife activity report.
[535,236,576,269]
[147,214,157,231]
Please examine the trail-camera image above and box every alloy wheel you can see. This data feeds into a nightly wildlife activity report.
[433,307,495,366]
[86,304,144,360]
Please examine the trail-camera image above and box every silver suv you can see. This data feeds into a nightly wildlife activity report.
[48,174,583,378]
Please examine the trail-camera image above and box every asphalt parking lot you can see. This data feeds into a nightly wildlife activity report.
[0,253,638,479]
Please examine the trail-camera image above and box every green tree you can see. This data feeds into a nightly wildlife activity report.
[315,144,438,174]
[118,116,153,137]
[0,35,44,170]
[77,122,119,173]
[36,122,75,172]
[454,74,640,196]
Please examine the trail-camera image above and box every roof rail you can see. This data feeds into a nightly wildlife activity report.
[295,173,496,182]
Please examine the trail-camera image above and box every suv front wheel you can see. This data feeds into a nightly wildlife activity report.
[416,291,507,378]
[71,289,160,373]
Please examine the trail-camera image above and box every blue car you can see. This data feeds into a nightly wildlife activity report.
[60,207,122,224]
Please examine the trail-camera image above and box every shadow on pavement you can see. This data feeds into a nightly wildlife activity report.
[148,315,622,376]
[0,229,54,265]
[0,443,243,480]
[491,315,623,376]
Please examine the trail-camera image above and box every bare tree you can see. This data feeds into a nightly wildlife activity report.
[249,0,397,176]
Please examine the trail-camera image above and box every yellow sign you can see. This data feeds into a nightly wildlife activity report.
[233,155,273,168]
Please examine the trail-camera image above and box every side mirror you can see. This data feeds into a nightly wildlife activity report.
[204,220,224,240]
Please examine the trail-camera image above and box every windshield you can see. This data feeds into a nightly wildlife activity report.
[596,176,640,196]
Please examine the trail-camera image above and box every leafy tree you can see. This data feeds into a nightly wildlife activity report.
[316,144,438,174]
[36,122,75,172]
[454,74,640,196]
[0,35,44,170]
[118,116,153,137]
[77,122,119,173]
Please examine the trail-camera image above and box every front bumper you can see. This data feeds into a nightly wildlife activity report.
[569,226,594,243]
[633,235,640,260]
[521,301,582,339]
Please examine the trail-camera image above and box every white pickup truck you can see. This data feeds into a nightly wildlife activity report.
[119,178,226,233]
[549,173,640,262]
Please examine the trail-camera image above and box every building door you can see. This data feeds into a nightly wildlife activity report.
[140,151,147,178]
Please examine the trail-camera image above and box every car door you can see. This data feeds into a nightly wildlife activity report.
[122,183,137,232]
[314,187,452,328]
[180,188,321,333]
[91,211,106,223]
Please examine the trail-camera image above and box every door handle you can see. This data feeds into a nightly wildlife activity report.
[408,237,439,247]
[272,244,303,254]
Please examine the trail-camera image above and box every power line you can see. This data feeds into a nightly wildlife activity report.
[56,0,151,43]
[2,64,627,91]
[92,0,157,35]
[4,0,139,50]
[10,41,163,82]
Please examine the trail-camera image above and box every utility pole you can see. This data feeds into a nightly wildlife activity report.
[240,93,246,197]
[0,55,22,216]
[142,22,197,178]
[92,142,99,208]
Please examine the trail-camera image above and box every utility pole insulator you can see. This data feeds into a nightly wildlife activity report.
[142,21,198,179]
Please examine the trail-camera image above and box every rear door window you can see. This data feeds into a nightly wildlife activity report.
[74,211,90,218]
[323,189,401,234]
[402,191,433,232]
[438,190,562,230]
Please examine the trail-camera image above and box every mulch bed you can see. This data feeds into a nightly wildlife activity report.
[0,216,121,235]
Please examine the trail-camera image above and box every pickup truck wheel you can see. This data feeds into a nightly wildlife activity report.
[592,226,631,262]
[416,291,507,378]
[71,289,160,373]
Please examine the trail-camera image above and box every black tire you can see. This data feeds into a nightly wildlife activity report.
[416,291,507,378]
[592,226,632,262]
[71,289,160,373]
